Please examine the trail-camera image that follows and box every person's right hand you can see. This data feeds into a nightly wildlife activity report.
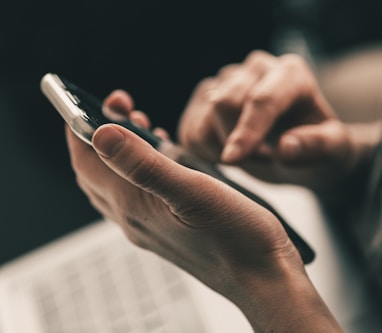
[178,51,367,192]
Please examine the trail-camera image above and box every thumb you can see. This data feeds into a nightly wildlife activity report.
[92,123,199,203]
[277,120,351,165]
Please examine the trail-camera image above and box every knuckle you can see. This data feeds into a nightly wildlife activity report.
[195,77,215,93]
[210,78,250,110]
[212,91,240,110]
[245,50,272,66]
[247,91,278,115]
[246,50,270,61]
[217,63,240,78]
[279,54,317,93]
[280,53,310,73]
[193,78,219,102]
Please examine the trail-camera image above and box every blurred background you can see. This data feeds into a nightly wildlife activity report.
[1,0,382,264]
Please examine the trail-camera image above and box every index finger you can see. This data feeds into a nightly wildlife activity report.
[221,55,319,163]
[102,89,135,121]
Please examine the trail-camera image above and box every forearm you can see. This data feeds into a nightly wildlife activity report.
[231,260,343,332]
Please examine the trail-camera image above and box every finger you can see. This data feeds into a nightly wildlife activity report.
[211,52,275,111]
[244,50,277,69]
[177,78,225,161]
[92,124,192,196]
[210,57,277,147]
[210,69,260,144]
[211,66,256,108]
[65,125,136,201]
[277,120,351,165]
[65,125,116,182]
[221,55,322,163]
[66,125,161,225]
[129,110,151,129]
[92,124,226,220]
[102,89,135,120]
[153,127,170,139]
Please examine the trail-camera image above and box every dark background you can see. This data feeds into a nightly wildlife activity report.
[1,0,381,264]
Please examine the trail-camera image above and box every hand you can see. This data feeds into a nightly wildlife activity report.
[177,51,364,192]
[67,90,299,295]
[66,90,342,332]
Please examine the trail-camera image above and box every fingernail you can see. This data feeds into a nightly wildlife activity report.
[93,126,125,159]
[221,142,243,162]
[281,135,302,159]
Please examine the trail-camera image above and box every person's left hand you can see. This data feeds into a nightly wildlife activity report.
[66,90,299,289]
[65,90,342,332]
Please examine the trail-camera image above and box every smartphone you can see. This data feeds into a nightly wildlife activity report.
[40,73,315,264]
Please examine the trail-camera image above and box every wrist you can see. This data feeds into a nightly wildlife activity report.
[229,257,343,332]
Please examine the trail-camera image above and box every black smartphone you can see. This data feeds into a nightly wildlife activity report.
[40,73,315,264]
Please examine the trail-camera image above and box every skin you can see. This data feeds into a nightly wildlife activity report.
[64,50,382,331]
[66,88,343,332]
[177,51,379,195]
